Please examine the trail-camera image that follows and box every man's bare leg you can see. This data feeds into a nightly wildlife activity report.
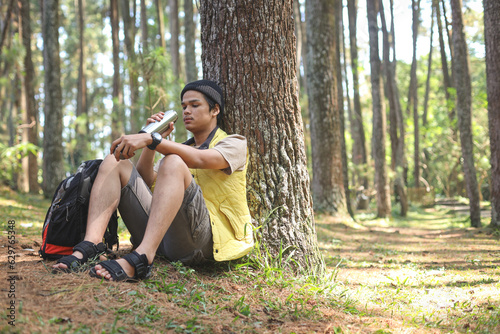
[93,154,192,280]
[53,156,133,270]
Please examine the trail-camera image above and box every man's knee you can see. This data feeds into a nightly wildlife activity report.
[158,154,188,175]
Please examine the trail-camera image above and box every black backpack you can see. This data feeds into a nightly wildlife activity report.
[39,159,119,260]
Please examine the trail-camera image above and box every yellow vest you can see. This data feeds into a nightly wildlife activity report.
[189,128,254,261]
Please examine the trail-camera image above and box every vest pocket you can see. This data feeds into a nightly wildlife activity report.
[219,197,252,241]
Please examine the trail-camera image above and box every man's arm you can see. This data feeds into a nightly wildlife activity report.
[155,140,230,170]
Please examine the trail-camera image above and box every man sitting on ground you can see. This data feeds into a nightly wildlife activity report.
[53,80,254,281]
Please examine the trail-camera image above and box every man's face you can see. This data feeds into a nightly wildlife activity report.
[181,90,218,133]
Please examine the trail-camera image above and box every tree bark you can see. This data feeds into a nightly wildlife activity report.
[380,0,407,216]
[110,0,124,140]
[367,0,391,218]
[169,0,180,79]
[450,0,481,227]
[435,0,455,127]
[347,0,368,190]
[75,0,88,166]
[184,0,197,83]
[42,0,64,197]
[200,0,324,274]
[483,0,500,227]
[18,0,39,193]
[156,0,166,49]
[306,0,346,216]
[423,5,435,127]
[122,0,141,133]
[140,0,148,52]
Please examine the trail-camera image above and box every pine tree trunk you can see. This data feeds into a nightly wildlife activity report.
[348,0,368,190]
[200,0,324,274]
[367,0,391,218]
[110,0,124,140]
[122,0,141,133]
[18,0,39,193]
[184,0,197,83]
[450,0,481,227]
[75,0,88,166]
[169,0,180,79]
[306,0,346,216]
[380,0,407,216]
[156,0,166,49]
[484,0,500,227]
[140,0,148,52]
[42,0,64,197]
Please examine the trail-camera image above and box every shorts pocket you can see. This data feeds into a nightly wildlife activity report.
[185,191,210,243]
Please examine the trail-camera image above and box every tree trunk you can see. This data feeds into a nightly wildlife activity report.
[339,0,354,218]
[74,0,88,166]
[484,0,500,227]
[380,0,407,216]
[367,0,391,218]
[122,0,140,133]
[450,0,481,227]
[407,0,421,188]
[156,0,166,49]
[306,0,346,216]
[293,0,303,92]
[140,0,148,52]
[347,0,368,190]
[184,0,197,83]
[200,0,324,274]
[18,0,39,193]
[434,0,454,124]
[110,0,124,140]
[0,0,15,57]
[423,5,435,127]
[42,0,64,197]
[169,0,180,79]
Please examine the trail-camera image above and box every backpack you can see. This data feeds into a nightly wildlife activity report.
[39,159,119,260]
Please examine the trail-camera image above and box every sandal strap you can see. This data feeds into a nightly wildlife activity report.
[123,251,151,279]
[55,255,84,272]
[94,259,130,281]
[73,241,106,262]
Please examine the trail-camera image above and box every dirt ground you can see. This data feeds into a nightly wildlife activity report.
[1,199,500,333]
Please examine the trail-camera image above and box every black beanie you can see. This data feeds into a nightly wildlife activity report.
[181,80,224,115]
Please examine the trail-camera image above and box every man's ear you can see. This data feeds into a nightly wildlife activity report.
[211,104,220,118]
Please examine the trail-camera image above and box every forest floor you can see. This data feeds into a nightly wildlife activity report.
[1,185,500,333]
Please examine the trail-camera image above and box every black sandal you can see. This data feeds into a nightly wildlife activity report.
[53,241,107,273]
[89,251,153,282]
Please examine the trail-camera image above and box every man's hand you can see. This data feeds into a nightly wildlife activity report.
[110,133,152,161]
[146,112,175,138]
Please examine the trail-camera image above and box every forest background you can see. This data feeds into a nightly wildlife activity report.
[2,0,500,332]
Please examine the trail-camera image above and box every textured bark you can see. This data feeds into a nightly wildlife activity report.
[367,0,391,218]
[200,0,324,273]
[122,0,140,133]
[306,0,346,216]
[110,0,124,140]
[42,0,64,197]
[74,0,88,166]
[434,0,454,124]
[450,0,481,227]
[423,5,435,127]
[407,0,421,187]
[347,0,367,189]
[169,0,180,79]
[184,0,197,83]
[380,0,407,216]
[338,0,354,218]
[19,0,39,193]
[140,0,148,52]
[156,0,166,49]
[483,0,500,227]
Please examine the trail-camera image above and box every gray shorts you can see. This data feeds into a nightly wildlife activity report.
[117,167,213,265]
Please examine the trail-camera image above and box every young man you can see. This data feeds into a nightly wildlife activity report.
[53,80,254,281]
